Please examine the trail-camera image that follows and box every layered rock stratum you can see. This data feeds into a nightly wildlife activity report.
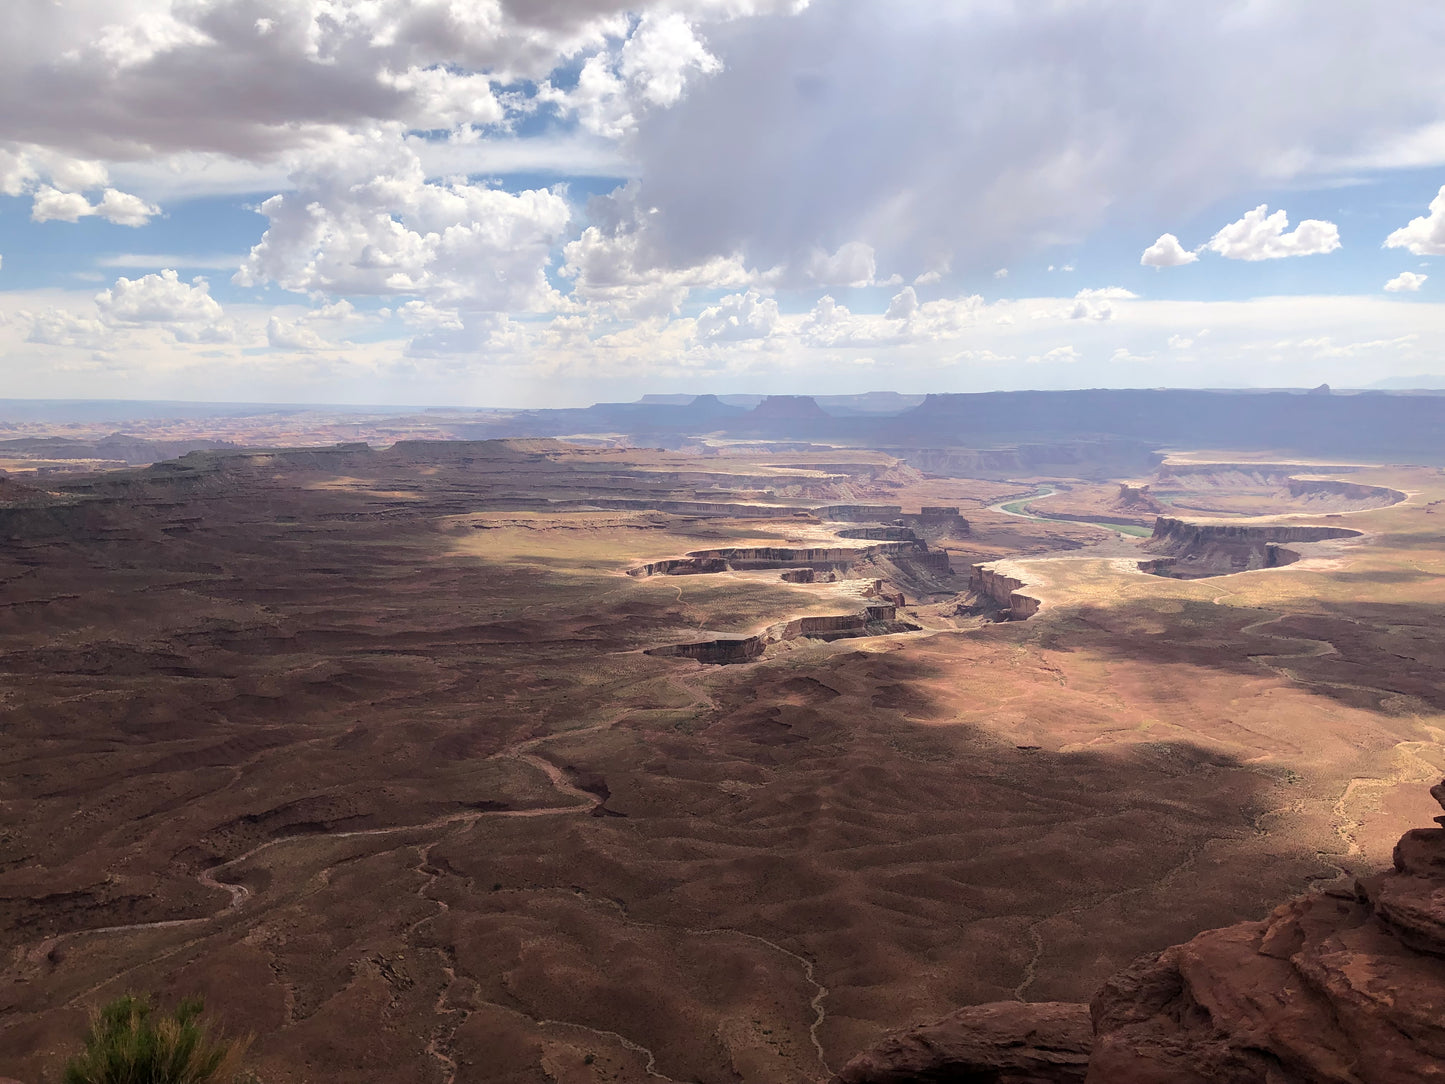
[832,778,1445,1084]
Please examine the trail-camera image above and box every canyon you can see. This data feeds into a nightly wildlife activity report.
[1,423,1443,1084]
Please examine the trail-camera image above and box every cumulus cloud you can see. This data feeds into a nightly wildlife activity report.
[884,286,919,320]
[235,129,571,314]
[799,289,988,348]
[95,269,236,342]
[694,289,779,341]
[1037,287,1136,322]
[1109,347,1155,363]
[1385,185,1445,256]
[537,11,723,138]
[31,184,159,225]
[1028,345,1081,364]
[1205,205,1340,261]
[559,182,758,319]
[620,13,724,109]
[30,186,93,223]
[1385,271,1428,293]
[266,315,330,351]
[1140,233,1198,267]
[22,308,112,348]
[805,241,877,287]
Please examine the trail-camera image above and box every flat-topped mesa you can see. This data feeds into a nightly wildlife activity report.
[815,504,906,522]
[836,526,921,542]
[1149,516,1361,545]
[1140,516,1363,579]
[748,394,832,421]
[626,557,731,577]
[647,595,919,664]
[1155,463,1407,510]
[833,776,1445,1084]
[645,636,765,664]
[901,505,971,539]
[655,541,925,573]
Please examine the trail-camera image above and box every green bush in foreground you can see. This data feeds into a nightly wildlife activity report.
[62,995,252,1084]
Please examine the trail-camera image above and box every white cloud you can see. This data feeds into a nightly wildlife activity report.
[235,129,571,314]
[799,290,986,348]
[31,186,94,223]
[952,348,1015,365]
[1296,333,1417,359]
[93,188,161,226]
[95,269,236,342]
[558,182,758,320]
[1205,205,1340,261]
[1385,185,1445,256]
[1385,271,1428,293]
[993,268,1009,279]
[1167,334,1194,350]
[266,315,330,351]
[1075,287,1137,301]
[539,12,723,138]
[1038,287,1136,322]
[884,286,919,320]
[694,289,779,341]
[31,184,159,226]
[619,13,723,109]
[1027,344,1080,364]
[1109,347,1155,363]
[1140,232,1198,267]
[805,241,877,287]
[22,308,112,349]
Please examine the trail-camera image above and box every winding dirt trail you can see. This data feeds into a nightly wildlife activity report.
[1209,588,1444,880]
[19,730,610,968]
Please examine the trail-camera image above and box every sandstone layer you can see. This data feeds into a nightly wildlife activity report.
[1140,517,1361,578]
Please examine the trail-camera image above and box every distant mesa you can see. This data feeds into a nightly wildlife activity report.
[682,393,747,417]
[1140,516,1362,578]
[747,395,831,420]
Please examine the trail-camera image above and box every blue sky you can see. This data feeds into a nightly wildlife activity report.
[2,1,1444,406]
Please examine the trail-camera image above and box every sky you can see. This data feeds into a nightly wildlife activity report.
[3,1,1445,408]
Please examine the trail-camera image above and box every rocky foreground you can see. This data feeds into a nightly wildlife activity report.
[833,780,1445,1084]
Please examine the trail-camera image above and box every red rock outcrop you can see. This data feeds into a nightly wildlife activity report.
[832,779,1445,1084]
[969,565,1041,619]
[832,1001,1092,1084]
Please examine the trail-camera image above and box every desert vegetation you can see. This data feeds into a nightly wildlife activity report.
[59,996,252,1084]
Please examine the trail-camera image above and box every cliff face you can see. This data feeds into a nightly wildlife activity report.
[969,564,1041,620]
[902,439,1162,480]
[1149,517,1360,546]
[832,779,1445,1084]
[1141,517,1362,578]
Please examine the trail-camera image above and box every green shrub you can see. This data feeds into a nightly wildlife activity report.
[62,995,251,1084]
